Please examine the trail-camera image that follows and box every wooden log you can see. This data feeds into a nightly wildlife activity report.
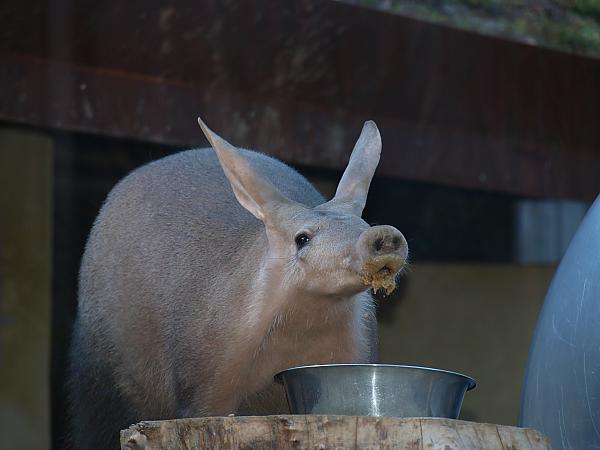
[120,415,550,449]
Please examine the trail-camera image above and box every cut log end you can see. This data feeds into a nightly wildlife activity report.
[120,415,550,449]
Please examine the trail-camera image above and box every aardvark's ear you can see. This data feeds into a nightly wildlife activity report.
[327,120,381,216]
[198,117,292,222]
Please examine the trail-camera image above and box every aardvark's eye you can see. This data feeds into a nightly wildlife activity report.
[295,233,311,250]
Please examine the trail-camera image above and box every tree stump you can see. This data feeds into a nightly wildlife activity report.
[120,415,550,449]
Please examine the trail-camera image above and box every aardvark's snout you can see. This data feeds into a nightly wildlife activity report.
[357,225,408,295]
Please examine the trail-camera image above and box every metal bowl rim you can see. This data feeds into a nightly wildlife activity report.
[274,363,477,390]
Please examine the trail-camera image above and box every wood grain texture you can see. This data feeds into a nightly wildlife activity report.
[120,416,550,449]
[1,0,600,199]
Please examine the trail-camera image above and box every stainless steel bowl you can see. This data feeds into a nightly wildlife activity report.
[274,364,476,419]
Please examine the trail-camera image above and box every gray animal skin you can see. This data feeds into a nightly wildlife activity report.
[68,119,408,449]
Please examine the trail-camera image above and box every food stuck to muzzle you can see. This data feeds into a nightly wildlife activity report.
[360,255,404,295]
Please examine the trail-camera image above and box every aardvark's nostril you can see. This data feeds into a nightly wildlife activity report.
[372,233,403,254]
[358,225,408,262]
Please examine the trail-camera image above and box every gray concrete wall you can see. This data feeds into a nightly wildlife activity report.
[515,199,589,264]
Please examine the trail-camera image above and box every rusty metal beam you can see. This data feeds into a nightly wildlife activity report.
[0,0,599,199]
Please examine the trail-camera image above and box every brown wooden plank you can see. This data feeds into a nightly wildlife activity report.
[2,51,598,200]
[1,0,599,199]
[2,0,599,147]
